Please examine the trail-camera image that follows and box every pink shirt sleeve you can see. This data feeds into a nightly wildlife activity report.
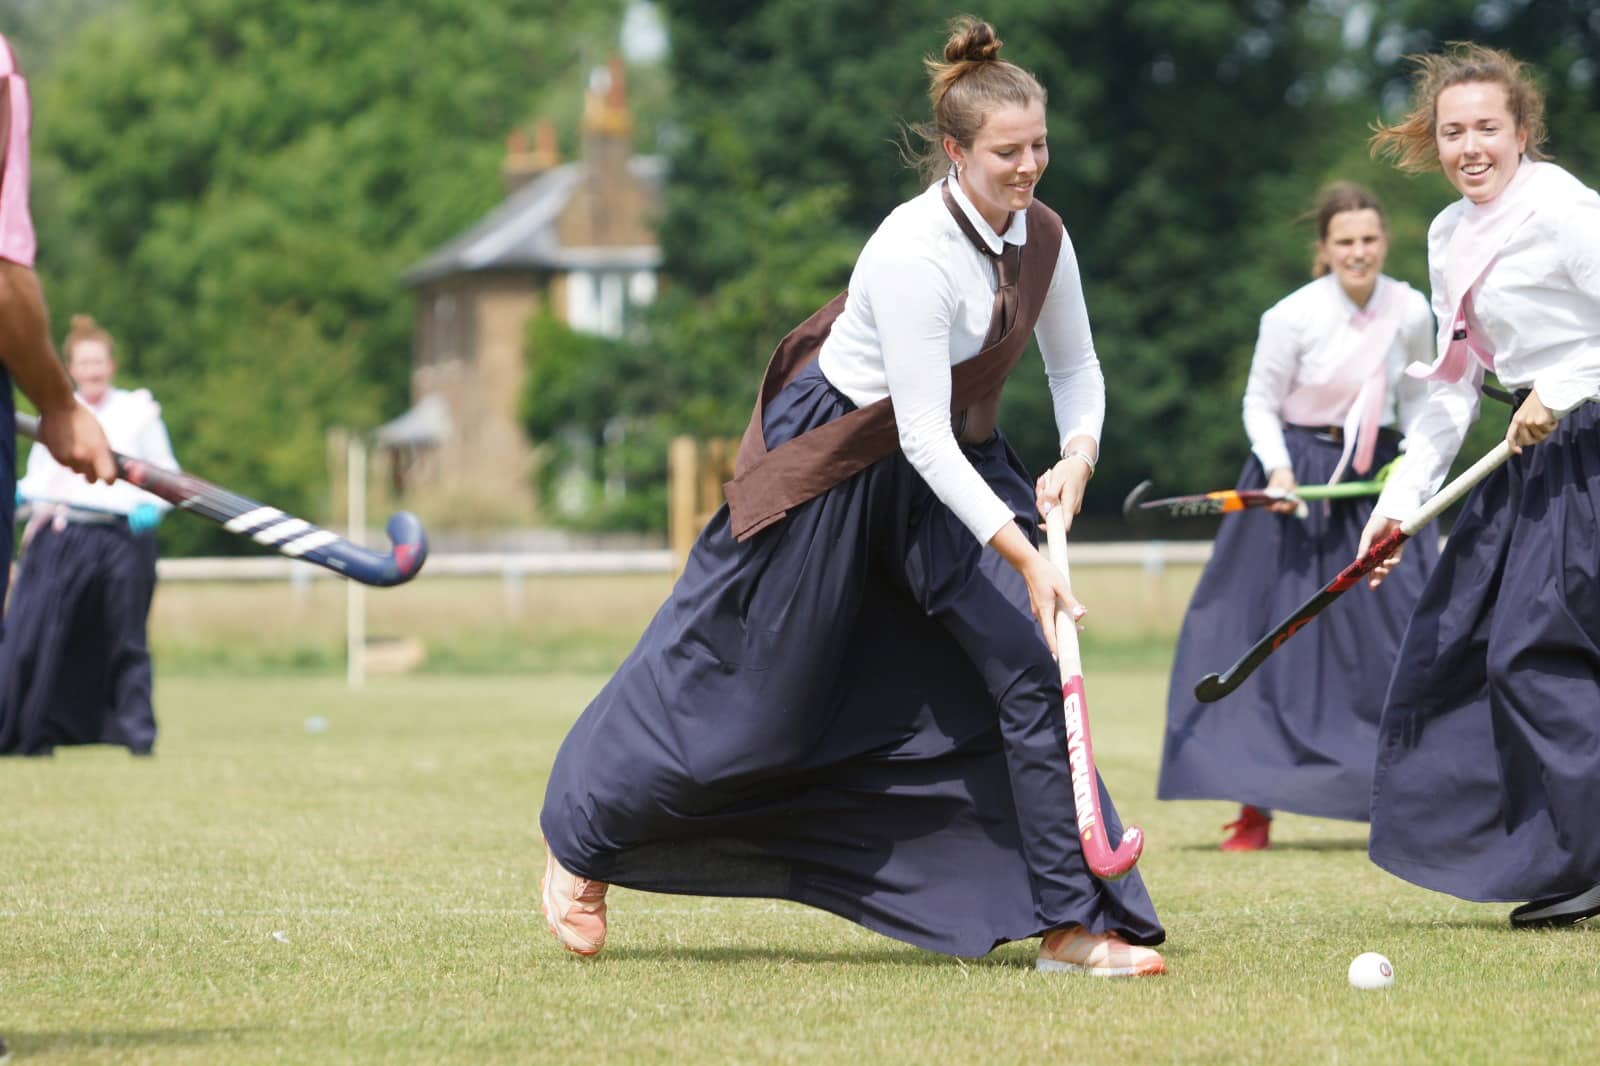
[0,36,38,269]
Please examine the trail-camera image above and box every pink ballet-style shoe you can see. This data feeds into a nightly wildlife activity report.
[541,838,609,956]
[1036,926,1166,977]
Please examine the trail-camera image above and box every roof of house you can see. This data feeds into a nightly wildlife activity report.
[374,393,453,447]
[400,156,665,287]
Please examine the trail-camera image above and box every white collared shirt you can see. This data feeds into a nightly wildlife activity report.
[1376,163,1600,519]
[817,178,1104,543]
[19,386,178,515]
[1242,273,1434,473]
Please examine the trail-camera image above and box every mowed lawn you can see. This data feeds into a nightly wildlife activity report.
[0,575,1594,1063]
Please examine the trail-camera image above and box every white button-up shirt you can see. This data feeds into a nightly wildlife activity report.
[818,178,1104,543]
[1376,162,1600,519]
[1242,273,1434,474]
[20,387,178,515]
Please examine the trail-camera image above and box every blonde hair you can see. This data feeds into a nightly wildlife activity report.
[1309,182,1385,278]
[63,314,113,362]
[905,16,1046,184]
[1370,43,1548,173]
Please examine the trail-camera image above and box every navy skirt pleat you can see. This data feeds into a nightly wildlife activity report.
[540,362,1163,957]
[1369,403,1600,901]
[1159,427,1438,821]
[0,522,159,756]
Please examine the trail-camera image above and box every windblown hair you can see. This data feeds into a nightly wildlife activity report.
[1370,43,1548,173]
[1309,182,1385,278]
[63,313,113,362]
[905,16,1046,184]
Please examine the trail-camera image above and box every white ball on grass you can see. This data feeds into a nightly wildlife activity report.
[304,715,329,734]
[1347,951,1395,990]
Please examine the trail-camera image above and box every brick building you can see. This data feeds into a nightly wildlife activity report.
[384,57,662,522]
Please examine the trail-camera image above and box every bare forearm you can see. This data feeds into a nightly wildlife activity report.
[990,519,1040,575]
[0,260,76,414]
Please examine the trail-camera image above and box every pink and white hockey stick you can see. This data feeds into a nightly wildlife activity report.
[1044,506,1143,881]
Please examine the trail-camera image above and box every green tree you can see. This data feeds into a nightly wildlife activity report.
[28,0,625,553]
[652,1,1358,519]
[0,0,128,75]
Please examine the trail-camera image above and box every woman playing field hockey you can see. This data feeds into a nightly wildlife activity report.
[539,17,1165,976]
[0,315,178,757]
[1158,184,1437,850]
[1360,44,1600,929]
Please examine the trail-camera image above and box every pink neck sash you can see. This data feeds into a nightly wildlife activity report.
[1279,277,1402,480]
[1409,159,1546,385]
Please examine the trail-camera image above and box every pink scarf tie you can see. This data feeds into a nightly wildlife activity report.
[1279,279,1402,481]
[1409,160,1545,385]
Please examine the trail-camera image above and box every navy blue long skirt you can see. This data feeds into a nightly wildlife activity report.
[1370,403,1600,901]
[540,362,1163,958]
[1158,426,1438,821]
[0,521,159,756]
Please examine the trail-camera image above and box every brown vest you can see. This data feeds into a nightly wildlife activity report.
[722,198,1066,541]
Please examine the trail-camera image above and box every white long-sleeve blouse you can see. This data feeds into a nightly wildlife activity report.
[1376,162,1600,519]
[818,177,1105,544]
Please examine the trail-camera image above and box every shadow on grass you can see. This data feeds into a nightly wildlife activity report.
[596,938,1186,967]
[1175,838,1368,854]
[1393,916,1600,934]
[11,1027,256,1054]
[600,944,1007,966]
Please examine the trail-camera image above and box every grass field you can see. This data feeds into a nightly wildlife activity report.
[2,575,1595,1064]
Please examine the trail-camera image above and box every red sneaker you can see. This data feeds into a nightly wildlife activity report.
[1219,805,1271,851]
[540,838,609,956]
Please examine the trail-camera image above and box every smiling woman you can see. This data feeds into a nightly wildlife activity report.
[537,15,1167,977]
[1360,43,1600,931]
[905,20,1050,233]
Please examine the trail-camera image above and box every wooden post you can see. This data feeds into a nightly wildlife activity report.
[347,434,367,690]
[668,435,698,570]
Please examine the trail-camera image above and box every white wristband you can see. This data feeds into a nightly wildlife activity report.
[1060,447,1096,478]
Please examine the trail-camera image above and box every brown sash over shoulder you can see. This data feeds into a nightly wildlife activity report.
[722,196,1065,541]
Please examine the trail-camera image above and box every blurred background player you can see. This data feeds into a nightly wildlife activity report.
[0,314,177,756]
[1158,182,1437,850]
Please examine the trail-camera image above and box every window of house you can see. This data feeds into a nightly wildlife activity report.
[428,291,468,363]
[567,270,634,339]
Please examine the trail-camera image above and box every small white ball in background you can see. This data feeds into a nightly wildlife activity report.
[1347,951,1395,990]
[304,715,329,735]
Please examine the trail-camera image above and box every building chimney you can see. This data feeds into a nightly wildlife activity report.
[580,56,635,243]
[502,120,562,198]
[583,55,633,139]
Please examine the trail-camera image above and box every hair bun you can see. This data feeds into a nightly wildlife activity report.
[69,313,98,335]
[943,17,1002,64]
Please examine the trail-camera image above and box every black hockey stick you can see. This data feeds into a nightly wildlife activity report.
[15,413,427,587]
[1193,440,1511,702]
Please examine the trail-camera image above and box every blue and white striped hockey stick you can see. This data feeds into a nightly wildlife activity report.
[15,412,427,587]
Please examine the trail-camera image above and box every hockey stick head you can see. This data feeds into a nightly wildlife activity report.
[1087,825,1144,881]
[1193,672,1233,703]
[379,511,429,586]
[1121,479,1156,525]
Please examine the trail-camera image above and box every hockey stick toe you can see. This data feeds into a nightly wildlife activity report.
[1121,479,1156,525]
